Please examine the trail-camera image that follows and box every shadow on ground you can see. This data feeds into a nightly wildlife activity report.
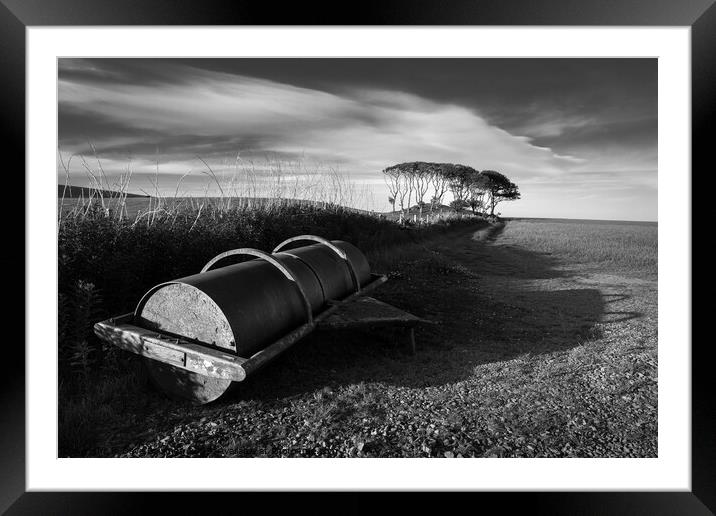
[205,225,644,403]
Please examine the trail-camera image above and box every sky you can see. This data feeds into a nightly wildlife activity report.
[58,58,657,221]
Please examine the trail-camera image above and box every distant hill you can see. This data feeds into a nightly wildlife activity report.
[58,185,149,198]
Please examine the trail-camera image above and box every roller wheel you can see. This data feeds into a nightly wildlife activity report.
[143,358,233,404]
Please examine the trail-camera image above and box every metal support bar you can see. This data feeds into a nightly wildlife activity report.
[272,234,347,258]
[201,248,314,325]
[272,234,361,293]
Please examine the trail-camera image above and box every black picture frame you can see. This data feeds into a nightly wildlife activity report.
[3,1,710,514]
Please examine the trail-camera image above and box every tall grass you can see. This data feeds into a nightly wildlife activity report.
[59,152,378,222]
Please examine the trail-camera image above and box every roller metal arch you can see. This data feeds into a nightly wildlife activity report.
[272,235,361,293]
[200,247,314,325]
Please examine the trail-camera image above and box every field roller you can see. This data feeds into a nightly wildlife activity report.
[94,235,427,404]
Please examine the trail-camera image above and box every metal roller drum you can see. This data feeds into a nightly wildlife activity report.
[137,256,327,356]
[133,238,373,403]
[332,240,372,286]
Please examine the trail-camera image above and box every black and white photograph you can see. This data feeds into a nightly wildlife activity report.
[56,56,660,460]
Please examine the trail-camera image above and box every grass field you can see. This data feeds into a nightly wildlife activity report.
[503,218,657,273]
[59,213,657,458]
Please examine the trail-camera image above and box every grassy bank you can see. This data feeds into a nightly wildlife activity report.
[58,201,480,326]
[58,200,485,455]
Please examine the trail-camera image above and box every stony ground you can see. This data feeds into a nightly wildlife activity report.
[79,220,658,458]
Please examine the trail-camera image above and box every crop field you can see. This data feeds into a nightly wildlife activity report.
[58,209,657,458]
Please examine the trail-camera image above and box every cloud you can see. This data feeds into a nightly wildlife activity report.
[57,59,657,220]
[59,60,582,185]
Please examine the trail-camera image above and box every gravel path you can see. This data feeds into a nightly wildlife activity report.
[100,222,657,458]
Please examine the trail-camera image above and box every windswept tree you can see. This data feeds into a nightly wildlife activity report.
[404,170,414,215]
[382,162,516,219]
[412,164,433,216]
[429,166,450,211]
[382,166,403,212]
[449,198,468,211]
[384,161,437,216]
[467,184,486,214]
[477,170,521,216]
[444,164,480,209]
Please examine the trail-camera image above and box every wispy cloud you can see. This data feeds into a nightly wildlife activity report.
[58,58,657,220]
[59,60,581,181]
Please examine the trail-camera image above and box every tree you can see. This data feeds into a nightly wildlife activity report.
[404,171,414,215]
[429,167,450,211]
[382,166,403,212]
[449,198,468,211]
[382,162,504,218]
[467,188,486,214]
[413,165,432,217]
[384,161,438,216]
[477,170,521,216]
[461,168,487,214]
[444,164,480,208]
[442,163,478,206]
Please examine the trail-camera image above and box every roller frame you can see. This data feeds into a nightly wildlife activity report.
[93,273,388,383]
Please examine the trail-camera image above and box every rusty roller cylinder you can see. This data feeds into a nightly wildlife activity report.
[134,238,371,403]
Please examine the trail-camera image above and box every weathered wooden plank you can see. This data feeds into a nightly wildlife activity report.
[93,316,247,381]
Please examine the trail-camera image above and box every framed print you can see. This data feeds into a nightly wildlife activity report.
[4,0,711,513]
